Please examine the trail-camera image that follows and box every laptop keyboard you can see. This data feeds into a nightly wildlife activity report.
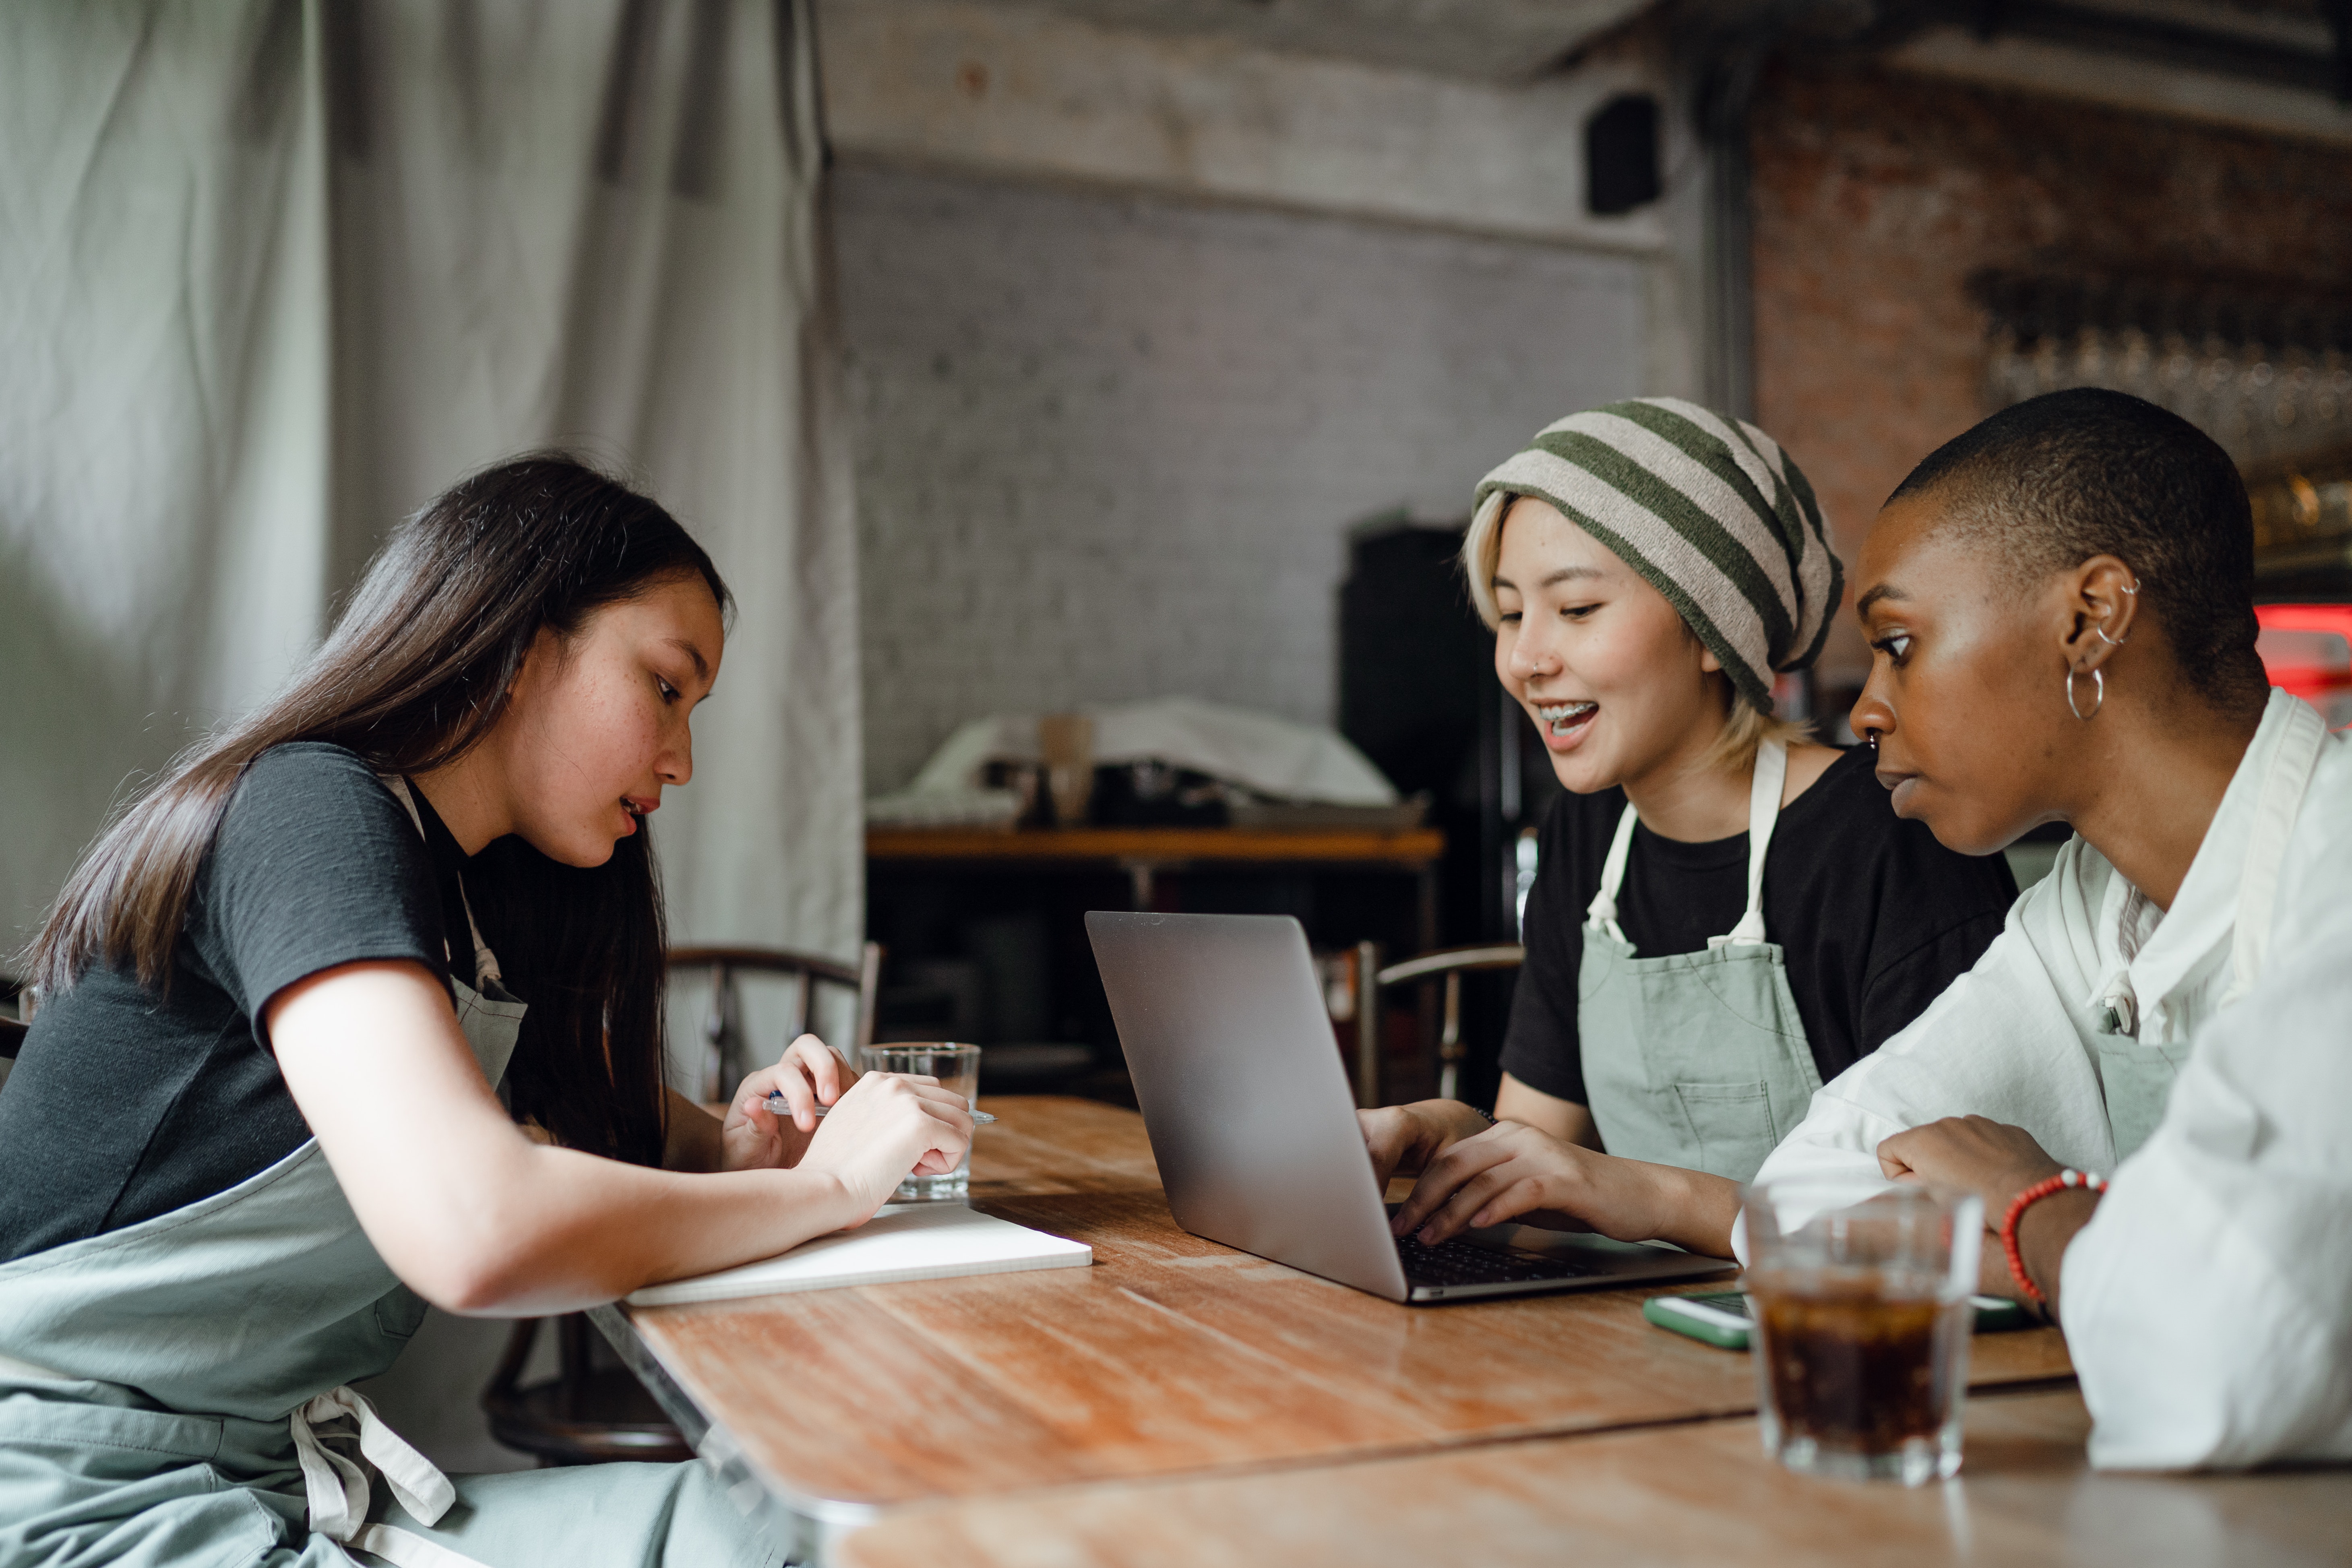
[1395,1232,1598,1287]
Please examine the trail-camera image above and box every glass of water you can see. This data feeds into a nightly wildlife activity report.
[858,1043,982,1201]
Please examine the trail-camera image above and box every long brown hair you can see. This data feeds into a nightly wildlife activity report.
[29,454,732,1164]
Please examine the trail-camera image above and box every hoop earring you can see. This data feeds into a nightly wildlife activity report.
[2066,666,2104,720]
[2093,622,2129,648]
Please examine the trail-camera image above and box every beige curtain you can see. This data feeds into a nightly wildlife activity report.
[0,0,862,1469]
[0,0,862,974]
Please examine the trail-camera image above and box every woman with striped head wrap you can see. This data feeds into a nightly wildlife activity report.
[1360,398,2018,1260]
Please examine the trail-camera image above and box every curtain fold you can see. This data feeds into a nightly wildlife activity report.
[0,0,862,970]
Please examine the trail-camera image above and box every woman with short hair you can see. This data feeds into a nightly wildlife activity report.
[1753,387,2352,1469]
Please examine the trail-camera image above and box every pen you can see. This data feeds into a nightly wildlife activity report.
[763,1092,995,1124]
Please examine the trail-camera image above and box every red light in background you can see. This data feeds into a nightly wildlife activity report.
[2255,604,2352,729]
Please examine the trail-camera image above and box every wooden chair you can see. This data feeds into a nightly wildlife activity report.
[668,942,884,1097]
[481,1314,694,1466]
[2,979,27,1074]
[481,942,883,1466]
[1349,942,1525,1106]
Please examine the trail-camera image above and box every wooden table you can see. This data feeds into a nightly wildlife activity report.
[835,1386,2352,1568]
[866,825,1446,941]
[595,1097,2074,1560]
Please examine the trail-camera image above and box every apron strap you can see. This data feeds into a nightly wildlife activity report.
[1585,805,1640,944]
[1585,739,1789,950]
[380,777,506,987]
[1711,739,1788,950]
[290,1386,495,1568]
[2223,699,2327,1004]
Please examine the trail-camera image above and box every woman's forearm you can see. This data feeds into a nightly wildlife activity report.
[2017,1187,2100,1316]
[1636,1162,1743,1258]
[1494,1074,1602,1150]
[273,960,875,1315]
[440,1141,862,1314]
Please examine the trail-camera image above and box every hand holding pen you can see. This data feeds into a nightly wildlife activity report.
[719,1037,982,1185]
[743,1037,993,1128]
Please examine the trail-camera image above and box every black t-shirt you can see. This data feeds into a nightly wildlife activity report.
[0,744,478,1263]
[1497,746,2017,1109]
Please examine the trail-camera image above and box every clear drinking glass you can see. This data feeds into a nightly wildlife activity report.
[1742,1181,1983,1485]
[859,1043,982,1201]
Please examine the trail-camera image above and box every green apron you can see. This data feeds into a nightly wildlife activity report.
[0,779,776,1568]
[2092,701,2325,1163]
[1576,740,1821,1184]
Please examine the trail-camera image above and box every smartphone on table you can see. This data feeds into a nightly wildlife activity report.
[1643,1289,2035,1351]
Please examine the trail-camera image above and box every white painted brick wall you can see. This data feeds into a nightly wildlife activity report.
[833,167,1648,795]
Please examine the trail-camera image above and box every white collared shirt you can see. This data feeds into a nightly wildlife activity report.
[2063,793,2352,1468]
[1752,692,2345,1194]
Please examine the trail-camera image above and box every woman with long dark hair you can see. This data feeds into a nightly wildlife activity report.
[0,457,965,1566]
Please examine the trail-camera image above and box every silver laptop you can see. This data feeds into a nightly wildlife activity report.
[1087,910,1735,1303]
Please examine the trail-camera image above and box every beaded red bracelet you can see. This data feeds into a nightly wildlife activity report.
[2001,1168,2108,1305]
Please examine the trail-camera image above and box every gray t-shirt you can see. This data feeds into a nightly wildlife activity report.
[0,744,474,1263]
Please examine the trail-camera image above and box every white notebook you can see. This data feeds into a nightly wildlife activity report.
[625,1202,1093,1307]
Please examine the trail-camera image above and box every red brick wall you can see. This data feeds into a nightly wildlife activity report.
[1748,62,2352,682]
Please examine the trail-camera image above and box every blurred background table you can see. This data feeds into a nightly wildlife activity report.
[864,828,1448,1102]
[834,1384,2352,1568]
[867,825,1446,924]
[595,1096,2076,1563]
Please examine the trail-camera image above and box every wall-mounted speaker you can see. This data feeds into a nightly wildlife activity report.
[1586,93,1661,217]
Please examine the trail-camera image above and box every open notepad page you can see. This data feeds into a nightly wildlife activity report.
[625,1202,1093,1307]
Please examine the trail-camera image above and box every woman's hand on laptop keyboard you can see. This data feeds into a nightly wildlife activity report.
[1357,1100,1495,1188]
[1388,1121,1741,1260]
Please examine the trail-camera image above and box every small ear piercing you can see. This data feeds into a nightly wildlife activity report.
[2093,578,2140,647]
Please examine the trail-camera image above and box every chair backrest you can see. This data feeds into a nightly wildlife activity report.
[665,942,883,1102]
[0,978,25,1063]
[1347,941,1524,1106]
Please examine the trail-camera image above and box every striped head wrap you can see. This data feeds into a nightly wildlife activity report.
[1470,397,1842,713]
